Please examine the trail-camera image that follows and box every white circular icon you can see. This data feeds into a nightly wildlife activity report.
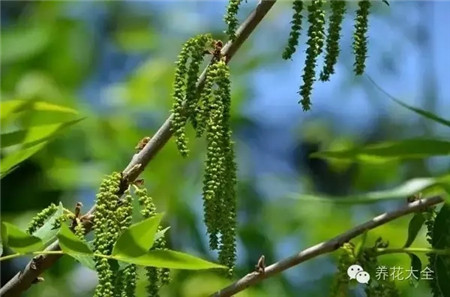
[347,264,363,279]
[356,271,370,284]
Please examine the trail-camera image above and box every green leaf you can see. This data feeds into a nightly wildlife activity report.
[154,227,170,242]
[1,100,78,125]
[432,205,450,248]
[58,223,92,255]
[113,249,225,270]
[435,256,450,297]
[355,232,368,258]
[2,122,69,148]
[0,142,48,177]
[1,118,84,177]
[112,214,163,257]
[367,75,450,128]
[33,203,64,246]
[312,139,450,161]
[408,253,421,287]
[1,222,43,254]
[1,25,52,64]
[404,213,425,248]
[289,177,439,204]
[57,224,95,270]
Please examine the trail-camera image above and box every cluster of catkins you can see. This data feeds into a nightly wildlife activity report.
[92,172,169,297]
[329,240,400,297]
[170,34,237,275]
[283,0,371,111]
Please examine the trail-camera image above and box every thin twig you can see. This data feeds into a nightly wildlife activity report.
[211,195,444,297]
[0,1,276,297]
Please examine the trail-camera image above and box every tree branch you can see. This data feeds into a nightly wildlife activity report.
[211,195,444,297]
[0,1,276,297]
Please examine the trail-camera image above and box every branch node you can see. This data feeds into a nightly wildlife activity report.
[255,255,265,274]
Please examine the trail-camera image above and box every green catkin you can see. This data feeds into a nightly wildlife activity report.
[299,0,325,111]
[320,0,346,81]
[93,172,122,297]
[194,65,217,138]
[136,187,170,296]
[26,203,58,234]
[282,0,304,60]
[115,189,136,297]
[224,0,242,41]
[74,219,85,240]
[199,61,237,274]
[186,35,213,128]
[114,265,137,297]
[171,35,212,157]
[204,75,226,250]
[361,239,400,297]
[215,63,237,276]
[353,0,371,75]
[171,38,196,157]
[329,243,355,297]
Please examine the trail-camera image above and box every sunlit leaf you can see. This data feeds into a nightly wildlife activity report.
[33,203,64,246]
[113,249,225,270]
[312,139,450,161]
[404,213,425,248]
[0,100,78,123]
[1,222,43,254]
[0,118,84,177]
[112,214,163,257]
[0,142,48,177]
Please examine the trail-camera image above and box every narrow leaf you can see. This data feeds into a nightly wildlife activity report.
[289,177,438,204]
[367,75,450,128]
[112,214,163,257]
[113,249,225,270]
[32,202,64,246]
[0,100,77,121]
[1,222,43,254]
[154,227,170,242]
[404,213,425,248]
[0,118,83,178]
[0,142,48,177]
[312,139,450,161]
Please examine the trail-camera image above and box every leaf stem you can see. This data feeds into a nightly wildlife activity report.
[0,253,22,262]
[377,247,450,256]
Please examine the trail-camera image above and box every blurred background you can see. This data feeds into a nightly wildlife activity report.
[1,1,449,296]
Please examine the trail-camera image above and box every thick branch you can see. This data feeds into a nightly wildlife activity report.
[211,195,444,297]
[0,1,276,297]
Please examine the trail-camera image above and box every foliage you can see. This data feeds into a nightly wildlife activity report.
[1,1,449,297]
